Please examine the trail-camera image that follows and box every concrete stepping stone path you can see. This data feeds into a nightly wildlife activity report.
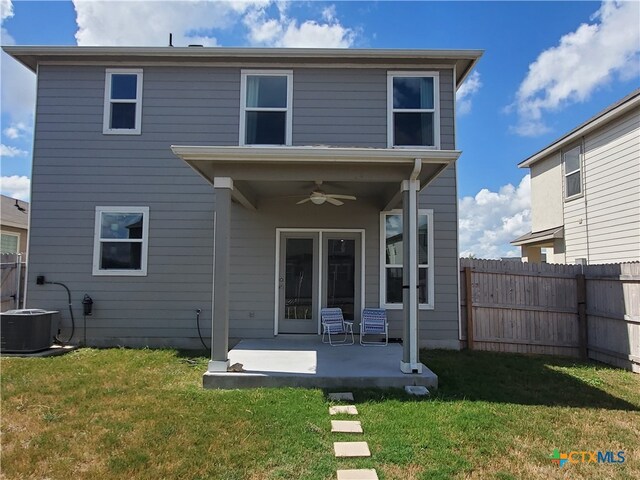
[329,392,378,479]
[336,469,379,480]
[329,405,358,415]
[331,420,363,433]
[333,441,371,457]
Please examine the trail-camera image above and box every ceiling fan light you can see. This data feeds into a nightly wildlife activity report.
[310,196,326,205]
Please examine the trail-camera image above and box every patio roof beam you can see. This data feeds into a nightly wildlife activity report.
[231,181,257,211]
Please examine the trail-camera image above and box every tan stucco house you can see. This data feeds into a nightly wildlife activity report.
[1,195,29,255]
[512,89,640,264]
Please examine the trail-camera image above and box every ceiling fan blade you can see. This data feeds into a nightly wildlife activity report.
[325,197,344,206]
[296,198,312,205]
[327,194,356,201]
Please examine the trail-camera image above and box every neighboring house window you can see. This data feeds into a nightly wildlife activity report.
[240,70,293,146]
[1,233,19,254]
[563,145,582,198]
[93,206,149,276]
[103,69,143,135]
[388,72,440,148]
[380,210,434,309]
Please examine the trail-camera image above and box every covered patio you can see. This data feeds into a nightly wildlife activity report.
[203,337,438,389]
[171,145,459,388]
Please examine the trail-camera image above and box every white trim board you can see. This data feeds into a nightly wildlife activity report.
[92,206,150,276]
[273,228,366,336]
[239,69,293,147]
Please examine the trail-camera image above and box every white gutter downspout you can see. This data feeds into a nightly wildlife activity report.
[401,158,423,374]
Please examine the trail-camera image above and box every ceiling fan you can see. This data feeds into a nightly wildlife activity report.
[296,181,357,206]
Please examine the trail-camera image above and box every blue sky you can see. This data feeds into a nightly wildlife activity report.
[1,0,639,257]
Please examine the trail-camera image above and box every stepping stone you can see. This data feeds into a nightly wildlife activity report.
[328,392,354,401]
[329,405,358,415]
[331,420,363,433]
[334,441,371,457]
[337,470,379,480]
[405,385,430,396]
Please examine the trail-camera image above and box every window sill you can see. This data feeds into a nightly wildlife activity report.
[383,304,435,311]
[92,270,147,277]
[103,129,142,135]
[388,145,439,150]
[564,193,584,202]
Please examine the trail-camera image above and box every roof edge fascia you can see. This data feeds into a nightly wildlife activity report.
[171,145,461,164]
[519,93,640,169]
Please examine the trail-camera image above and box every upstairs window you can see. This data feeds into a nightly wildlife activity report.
[388,72,439,148]
[240,70,292,146]
[563,145,582,199]
[93,206,149,276]
[103,69,143,135]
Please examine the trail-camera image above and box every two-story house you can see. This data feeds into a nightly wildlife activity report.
[512,89,640,264]
[5,46,481,373]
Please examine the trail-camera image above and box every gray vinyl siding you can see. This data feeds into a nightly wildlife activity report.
[26,63,459,348]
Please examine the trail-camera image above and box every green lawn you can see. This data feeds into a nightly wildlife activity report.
[1,348,638,479]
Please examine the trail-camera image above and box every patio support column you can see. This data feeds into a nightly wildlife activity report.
[209,177,232,372]
[401,177,422,374]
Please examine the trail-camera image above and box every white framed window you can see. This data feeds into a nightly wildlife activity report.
[93,206,149,276]
[0,233,20,254]
[103,69,143,135]
[563,145,582,199]
[380,210,434,309]
[240,70,293,146]
[387,71,440,149]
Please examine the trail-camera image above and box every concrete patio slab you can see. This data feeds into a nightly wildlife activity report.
[329,405,358,415]
[328,392,354,401]
[334,441,371,457]
[337,470,379,480]
[203,338,438,389]
[331,420,363,433]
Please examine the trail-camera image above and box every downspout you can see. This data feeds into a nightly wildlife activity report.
[401,158,423,373]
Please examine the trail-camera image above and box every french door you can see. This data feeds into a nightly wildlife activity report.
[277,230,362,334]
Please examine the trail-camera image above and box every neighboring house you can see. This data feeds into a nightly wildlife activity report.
[1,194,29,254]
[513,89,640,264]
[5,46,481,372]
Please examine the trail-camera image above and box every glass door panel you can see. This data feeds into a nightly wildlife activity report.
[326,238,356,320]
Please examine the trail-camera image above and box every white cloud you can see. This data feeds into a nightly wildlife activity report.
[72,0,279,47]
[0,175,30,200]
[1,0,13,22]
[1,1,36,126]
[0,143,28,157]
[456,71,481,116]
[511,1,640,137]
[459,175,531,259]
[3,121,30,139]
[72,1,355,48]
[243,3,355,47]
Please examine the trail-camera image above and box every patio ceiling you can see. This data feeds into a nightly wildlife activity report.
[171,145,460,210]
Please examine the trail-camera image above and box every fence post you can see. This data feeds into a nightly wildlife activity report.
[15,253,22,310]
[576,273,588,360]
[465,266,474,350]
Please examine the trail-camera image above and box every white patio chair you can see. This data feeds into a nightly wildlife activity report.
[321,307,354,346]
[360,308,388,346]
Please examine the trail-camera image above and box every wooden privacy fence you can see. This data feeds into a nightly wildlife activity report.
[460,258,640,373]
[1,253,26,312]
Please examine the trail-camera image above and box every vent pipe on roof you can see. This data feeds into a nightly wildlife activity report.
[169,33,173,47]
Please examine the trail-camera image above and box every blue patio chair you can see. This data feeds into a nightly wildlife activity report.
[360,308,388,346]
[321,308,354,346]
